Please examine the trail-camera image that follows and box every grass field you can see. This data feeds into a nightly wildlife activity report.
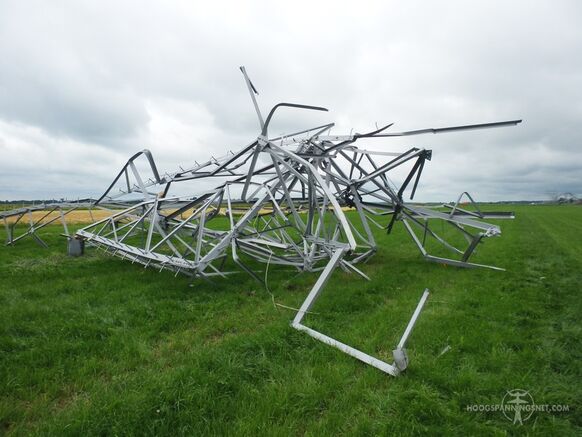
[1,205,580,435]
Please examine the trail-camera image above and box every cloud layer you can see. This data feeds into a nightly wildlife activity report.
[1,0,581,201]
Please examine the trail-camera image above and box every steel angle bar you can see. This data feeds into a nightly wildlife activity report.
[442,192,515,220]
[461,233,485,262]
[340,259,371,280]
[95,149,162,205]
[144,198,159,252]
[241,146,263,201]
[291,248,347,325]
[292,323,400,376]
[425,254,505,271]
[118,205,156,243]
[170,233,199,259]
[335,158,400,204]
[81,201,150,230]
[405,204,501,235]
[402,212,503,269]
[369,119,522,137]
[361,208,387,226]
[261,103,328,138]
[402,211,464,255]
[30,206,58,228]
[2,217,11,245]
[397,289,430,350]
[269,123,334,143]
[198,191,271,273]
[268,156,308,231]
[358,189,395,205]
[440,216,481,242]
[239,66,264,129]
[351,148,425,187]
[292,247,430,375]
[270,144,357,251]
[350,248,376,264]
[268,151,310,186]
[392,289,430,371]
[442,203,515,219]
[231,240,265,284]
[444,191,483,217]
[349,186,376,245]
[362,153,395,192]
[9,213,52,245]
[343,147,407,157]
[402,218,428,257]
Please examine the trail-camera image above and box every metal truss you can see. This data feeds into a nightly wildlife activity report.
[73,67,520,374]
[1,201,99,247]
[4,67,522,375]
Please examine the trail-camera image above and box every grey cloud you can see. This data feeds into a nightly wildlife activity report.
[0,0,580,201]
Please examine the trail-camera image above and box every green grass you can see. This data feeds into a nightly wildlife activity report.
[0,205,580,435]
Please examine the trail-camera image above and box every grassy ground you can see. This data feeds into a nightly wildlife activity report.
[0,205,580,435]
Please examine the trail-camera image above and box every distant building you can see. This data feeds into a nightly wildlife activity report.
[555,192,579,204]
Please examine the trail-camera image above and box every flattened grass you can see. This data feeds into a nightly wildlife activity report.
[0,205,580,435]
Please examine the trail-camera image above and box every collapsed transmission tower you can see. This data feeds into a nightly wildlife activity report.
[64,67,520,375]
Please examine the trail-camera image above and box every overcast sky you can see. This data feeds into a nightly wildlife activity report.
[0,0,580,201]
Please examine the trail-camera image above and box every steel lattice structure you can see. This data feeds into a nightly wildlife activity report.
[4,67,521,375]
[1,201,98,247]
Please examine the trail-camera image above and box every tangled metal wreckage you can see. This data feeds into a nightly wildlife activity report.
[1,67,521,376]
